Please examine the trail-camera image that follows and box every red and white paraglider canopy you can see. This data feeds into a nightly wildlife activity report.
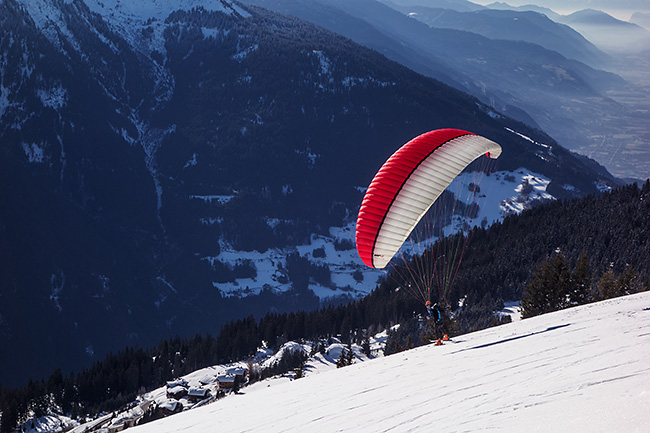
[355,128,502,269]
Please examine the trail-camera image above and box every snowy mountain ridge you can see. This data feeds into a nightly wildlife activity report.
[21,292,649,433]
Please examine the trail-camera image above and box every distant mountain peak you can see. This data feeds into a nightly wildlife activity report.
[564,8,633,25]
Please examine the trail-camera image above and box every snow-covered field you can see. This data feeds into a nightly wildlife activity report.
[128,292,650,433]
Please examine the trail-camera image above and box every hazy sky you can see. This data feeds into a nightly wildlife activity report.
[471,0,650,20]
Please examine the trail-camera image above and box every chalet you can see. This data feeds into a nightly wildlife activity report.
[226,367,248,382]
[159,399,183,416]
[166,385,188,400]
[187,387,210,402]
[216,374,236,390]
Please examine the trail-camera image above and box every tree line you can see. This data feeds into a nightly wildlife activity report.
[521,250,647,318]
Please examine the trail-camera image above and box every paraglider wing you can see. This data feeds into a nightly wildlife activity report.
[355,129,502,269]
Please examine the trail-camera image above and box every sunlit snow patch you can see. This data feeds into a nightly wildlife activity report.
[498,170,555,215]
[208,220,377,300]
[497,301,522,322]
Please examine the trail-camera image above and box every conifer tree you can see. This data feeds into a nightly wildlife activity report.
[598,269,619,300]
[569,251,593,306]
[551,252,572,309]
[617,266,642,296]
[294,363,304,379]
[309,342,318,357]
[521,260,551,318]
[521,252,571,318]
[336,348,347,368]
[599,266,644,299]
[362,335,371,357]
[346,343,354,366]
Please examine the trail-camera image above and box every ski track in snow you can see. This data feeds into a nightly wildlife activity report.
[127,292,650,433]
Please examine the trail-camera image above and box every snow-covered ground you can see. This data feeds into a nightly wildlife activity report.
[128,292,650,433]
[498,301,523,322]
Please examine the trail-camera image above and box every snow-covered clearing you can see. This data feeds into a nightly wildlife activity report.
[130,292,650,432]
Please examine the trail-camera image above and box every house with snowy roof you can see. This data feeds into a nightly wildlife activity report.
[159,399,183,416]
[226,366,248,381]
[216,374,236,390]
[187,387,211,402]
[166,385,188,400]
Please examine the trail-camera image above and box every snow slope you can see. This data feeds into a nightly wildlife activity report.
[129,292,650,432]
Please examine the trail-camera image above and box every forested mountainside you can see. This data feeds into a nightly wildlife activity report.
[0,0,619,387]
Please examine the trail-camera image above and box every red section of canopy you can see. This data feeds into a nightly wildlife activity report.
[355,129,475,268]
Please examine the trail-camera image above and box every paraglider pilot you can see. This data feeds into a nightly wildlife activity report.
[426,301,449,345]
